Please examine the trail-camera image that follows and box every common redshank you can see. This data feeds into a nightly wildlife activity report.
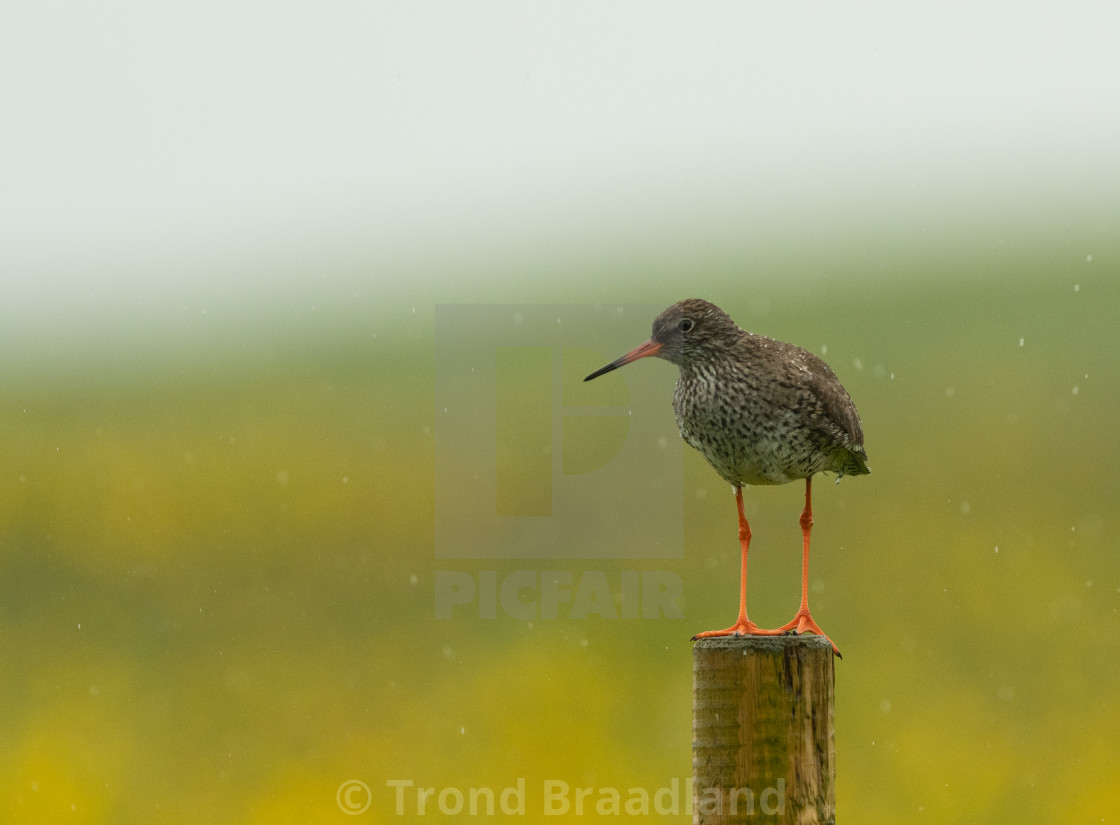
[584,299,869,656]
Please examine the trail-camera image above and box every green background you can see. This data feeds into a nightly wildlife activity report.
[3,234,1118,822]
[3,2,1120,821]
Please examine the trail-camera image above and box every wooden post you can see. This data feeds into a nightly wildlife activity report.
[692,636,835,824]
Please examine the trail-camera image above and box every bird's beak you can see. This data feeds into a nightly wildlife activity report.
[584,339,663,381]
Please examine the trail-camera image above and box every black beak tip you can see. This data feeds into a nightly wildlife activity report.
[584,363,617,382]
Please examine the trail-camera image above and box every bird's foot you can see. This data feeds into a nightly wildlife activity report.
[774,609,841,658]
[689,613,770,640]
[691,618,788,640]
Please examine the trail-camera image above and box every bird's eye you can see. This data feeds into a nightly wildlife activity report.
[679,318,694,333]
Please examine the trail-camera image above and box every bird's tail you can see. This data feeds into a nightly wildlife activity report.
[833,446,870,481]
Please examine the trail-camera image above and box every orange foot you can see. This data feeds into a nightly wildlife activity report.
[774,608,841,659]
[691,619,789,640]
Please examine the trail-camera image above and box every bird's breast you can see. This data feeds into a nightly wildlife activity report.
[671,363,834,486]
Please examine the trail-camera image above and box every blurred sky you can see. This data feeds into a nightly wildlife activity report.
[3,1,1118,336]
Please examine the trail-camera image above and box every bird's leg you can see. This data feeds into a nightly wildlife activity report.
[691,486,767,639]
[775,477,841,657]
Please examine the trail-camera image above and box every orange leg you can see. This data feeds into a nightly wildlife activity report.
[774,477,841,657]
[692,486,777,639]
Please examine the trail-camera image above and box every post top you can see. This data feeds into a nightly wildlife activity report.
[692,634,834,653]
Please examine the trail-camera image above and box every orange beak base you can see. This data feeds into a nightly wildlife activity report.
[583,339,663,382]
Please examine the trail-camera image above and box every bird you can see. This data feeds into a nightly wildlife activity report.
[584,299,869,656]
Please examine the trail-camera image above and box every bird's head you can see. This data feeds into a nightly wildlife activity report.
[584,298,739,381]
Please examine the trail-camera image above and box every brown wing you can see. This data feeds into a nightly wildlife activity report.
[806,357,864,447]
